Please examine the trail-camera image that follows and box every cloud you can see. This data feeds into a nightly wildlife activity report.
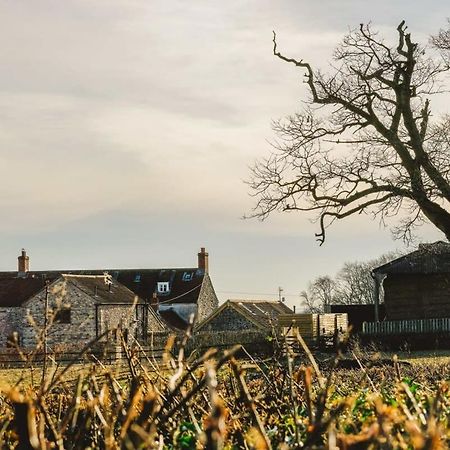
[0,0,448,295]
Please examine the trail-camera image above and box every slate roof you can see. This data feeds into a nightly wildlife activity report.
[373,241,450,275]
[62,275,143,305]
[0,277,48,307]
[159,308,190,330]
[196,299,293,331]
[0,274,144,308]
[112,268,204,304]
[0,267,206,305]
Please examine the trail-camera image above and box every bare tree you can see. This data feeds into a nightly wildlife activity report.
[431,19,450,52]
[248,22,450,244]
[301,252,400,311]
[333,252,399,305]
[301,275,336,312]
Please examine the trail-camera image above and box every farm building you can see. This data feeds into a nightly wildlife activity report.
[372,241,450,321]
[330,304,386,333]
[0,273,168,349]
[195,299,293,333]
[0,248,218,333]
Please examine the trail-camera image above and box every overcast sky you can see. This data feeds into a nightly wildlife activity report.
[0,1,447,307]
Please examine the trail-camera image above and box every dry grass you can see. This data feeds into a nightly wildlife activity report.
[0,335,449,449]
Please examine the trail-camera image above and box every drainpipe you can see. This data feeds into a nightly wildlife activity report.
[371,271,384,322]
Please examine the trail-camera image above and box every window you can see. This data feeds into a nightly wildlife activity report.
[157,281,170,293]
[54,307,71,324]
[134,274,141,283]
[182,272,193,282]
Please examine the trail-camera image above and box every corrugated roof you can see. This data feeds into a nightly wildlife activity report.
[196,299,293,331]
[373,241,450,275]
[231,300,293,327]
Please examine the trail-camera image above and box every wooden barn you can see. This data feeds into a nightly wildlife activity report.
[364,241,450,341]
[372,241,450,321]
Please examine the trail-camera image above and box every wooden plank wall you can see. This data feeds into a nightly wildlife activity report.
[384,274,450,320]
[277,313,348,345]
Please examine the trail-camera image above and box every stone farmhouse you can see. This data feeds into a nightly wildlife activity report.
[0,248,218,349]
[0,273,167,349]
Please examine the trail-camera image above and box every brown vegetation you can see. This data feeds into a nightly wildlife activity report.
[0,331,449,449]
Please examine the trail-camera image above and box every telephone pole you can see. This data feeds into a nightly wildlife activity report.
[42,280,49,380]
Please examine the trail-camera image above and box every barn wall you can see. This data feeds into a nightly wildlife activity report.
[197,306,259,332]
[0,307,24,347]
[384,273,450,320]
[97,304,142,340]
[20,279,98,349]
[147,309,168,334]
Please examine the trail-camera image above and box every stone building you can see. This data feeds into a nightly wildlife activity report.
[0,273,167,349]
[107,248,218,330]
[195,299,293,333]
[0,247,218,348]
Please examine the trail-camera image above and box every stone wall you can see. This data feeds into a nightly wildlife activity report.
[0,307,24,347]
[198,306,259,332]
[20,279,98,349]
[196,274,219,322]
[97,304,143,341]
[187,330,272,356]
[148,308,169,334]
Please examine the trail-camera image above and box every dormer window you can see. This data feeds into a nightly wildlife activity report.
[134,274,141,283]
[157,282,170,294]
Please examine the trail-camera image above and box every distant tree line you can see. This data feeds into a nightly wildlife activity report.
[300,252,400,312]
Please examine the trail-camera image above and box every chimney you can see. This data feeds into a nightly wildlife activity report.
[18,249,29,277]
[150,293,159,312]
[198,247,209,273]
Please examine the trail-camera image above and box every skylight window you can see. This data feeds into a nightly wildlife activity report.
[182,272,193,282]
[134,274,141,283]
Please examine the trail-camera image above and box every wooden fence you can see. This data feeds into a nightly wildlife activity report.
[0,330,272,368]
[362,317,450,336]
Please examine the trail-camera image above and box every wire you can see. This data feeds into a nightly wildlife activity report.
[157,283,202,304]
[216,290,301,298]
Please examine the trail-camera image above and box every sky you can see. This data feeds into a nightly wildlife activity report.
[0,0,447,308]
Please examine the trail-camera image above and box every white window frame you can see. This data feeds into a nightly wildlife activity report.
[157,281,170,293]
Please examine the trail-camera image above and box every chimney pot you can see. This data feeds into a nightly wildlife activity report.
[150,293,159,312]
[18,248,30,276]
[197,247,209,273]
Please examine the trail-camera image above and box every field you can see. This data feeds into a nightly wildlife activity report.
[0,343,449,449]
